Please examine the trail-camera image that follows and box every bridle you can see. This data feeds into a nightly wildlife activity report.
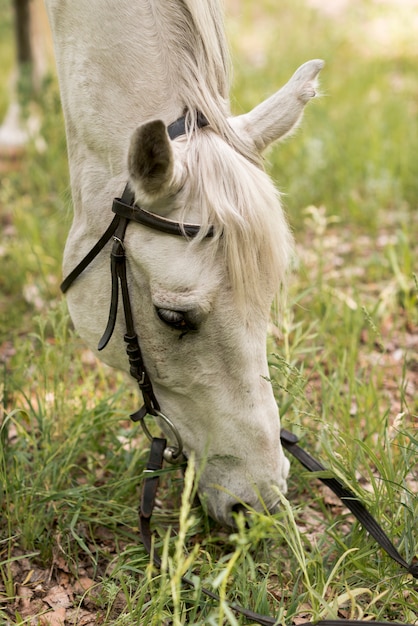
[141,436,417,626]
[61,113,212,462]
[61,113,417,625]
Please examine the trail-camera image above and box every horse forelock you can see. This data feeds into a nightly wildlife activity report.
[179,130,295,314]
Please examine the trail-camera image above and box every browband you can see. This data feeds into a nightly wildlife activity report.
[113,110,213,239]
[111,197,214,238]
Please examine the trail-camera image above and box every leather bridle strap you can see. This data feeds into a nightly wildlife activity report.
[60,113,212,420]
[167,110,209,139]
[96,202,162,417]
[139,435,417,626]
[60,111,209,296]
[140,437,167,560]
[139,438,282,625]
[280,429,418,578]
[111,197,214,238]
[60,213,121,295]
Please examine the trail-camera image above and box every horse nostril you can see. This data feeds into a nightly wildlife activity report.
[230,502,251,527]
[231,503,248,515]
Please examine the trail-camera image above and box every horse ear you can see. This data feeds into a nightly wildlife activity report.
[230,59,324,154]
[128,120,182,202]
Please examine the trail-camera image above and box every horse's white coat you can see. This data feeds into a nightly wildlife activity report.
[45,0,323,525]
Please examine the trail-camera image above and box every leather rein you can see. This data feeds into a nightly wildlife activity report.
[142,436,417,626]
[61,114,417,625]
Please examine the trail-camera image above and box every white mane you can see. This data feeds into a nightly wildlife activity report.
[181,130,294,310]
[152,1,293,308]
[148,1,255,156]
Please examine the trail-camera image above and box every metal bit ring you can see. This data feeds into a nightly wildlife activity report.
[140,410,184,464]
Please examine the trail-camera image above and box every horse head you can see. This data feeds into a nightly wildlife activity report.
[120,60,324,525]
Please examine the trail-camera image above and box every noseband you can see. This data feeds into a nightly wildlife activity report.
[61,113,211,462]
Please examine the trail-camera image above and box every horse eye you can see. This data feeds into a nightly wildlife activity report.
[156,308,196,332]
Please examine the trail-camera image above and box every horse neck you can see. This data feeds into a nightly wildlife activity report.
[47,0,232,225]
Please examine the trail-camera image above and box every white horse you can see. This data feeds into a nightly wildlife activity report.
[0,0,51,154]
[45,0,323,526]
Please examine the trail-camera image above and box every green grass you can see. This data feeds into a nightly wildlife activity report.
[1,1,417,624]
[0,0,14,118]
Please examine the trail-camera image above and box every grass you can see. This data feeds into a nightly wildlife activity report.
[0,0,417,624]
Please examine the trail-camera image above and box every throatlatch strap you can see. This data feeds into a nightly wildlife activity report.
[97,216,129,350]
[60,214,121,294]
[60,183,135,295]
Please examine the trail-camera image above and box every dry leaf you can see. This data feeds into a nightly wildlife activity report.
[44,585,72,609]
[39,606,66,626]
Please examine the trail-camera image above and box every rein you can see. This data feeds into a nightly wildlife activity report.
[61,113,417,625]
[141,433,417,626]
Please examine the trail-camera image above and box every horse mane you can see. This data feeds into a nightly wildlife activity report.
[181,130,294,312]
[149,1,253,155]
[150,1,294,308]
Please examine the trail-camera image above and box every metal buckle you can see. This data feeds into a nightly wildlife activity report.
[139,410,185,464]
[112,235,125,249]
